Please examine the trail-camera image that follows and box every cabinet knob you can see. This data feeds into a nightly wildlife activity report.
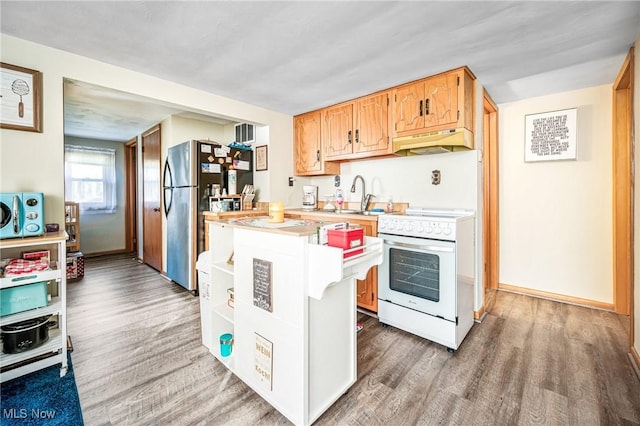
[425,99,430,115]
[355,129,359,143]
[419,100,423,117]
[348,130,352,144]
[153,207,161,212]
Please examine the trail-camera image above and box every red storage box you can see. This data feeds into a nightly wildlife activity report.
[327,228,364,258]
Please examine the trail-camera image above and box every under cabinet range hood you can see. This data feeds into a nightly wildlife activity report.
[393,128,473,155]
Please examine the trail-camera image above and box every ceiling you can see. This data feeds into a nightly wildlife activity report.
[2,1,639,142]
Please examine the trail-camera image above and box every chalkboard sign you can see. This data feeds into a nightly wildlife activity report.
[253,258,272,312]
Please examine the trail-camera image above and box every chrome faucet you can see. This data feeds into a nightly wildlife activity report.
[350,175,372,212]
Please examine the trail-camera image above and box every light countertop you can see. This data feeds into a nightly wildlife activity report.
[216,216,323,237]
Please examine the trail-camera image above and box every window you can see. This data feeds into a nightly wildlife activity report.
[65,145,117,213]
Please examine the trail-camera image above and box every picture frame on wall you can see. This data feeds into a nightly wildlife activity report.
[524,108,577,162]
[256,145,268,171]
[0,62,43,133]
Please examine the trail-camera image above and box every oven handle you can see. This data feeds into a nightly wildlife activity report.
[384,240,454,253]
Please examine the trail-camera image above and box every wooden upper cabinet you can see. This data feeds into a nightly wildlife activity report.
[323,91,391,160]
[294,110,340,176]
[323,103,353,158]
[294,67,475,171]
[394,67,475,137]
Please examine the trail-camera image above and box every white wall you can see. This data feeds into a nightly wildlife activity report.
[306,151,479,211]
[0,34,292,230]
[499,85,613,304]
[64,136,126,254]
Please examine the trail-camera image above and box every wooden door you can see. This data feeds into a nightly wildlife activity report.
[354,92,389,156]
[323,103,353,158]
[141,125,162,272]
[294,111,322,174]
[424,71,459,131]
[394,81,424,134]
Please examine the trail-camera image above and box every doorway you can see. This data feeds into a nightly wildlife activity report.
[482,90,499,315]
[125,137,138,255]
[612,47,634,324]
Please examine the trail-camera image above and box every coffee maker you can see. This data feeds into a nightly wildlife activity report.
[302,185,318,211]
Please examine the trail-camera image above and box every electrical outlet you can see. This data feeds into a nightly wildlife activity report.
[288,177,295,187]
[334,175,340,187]
[431,170,441,185]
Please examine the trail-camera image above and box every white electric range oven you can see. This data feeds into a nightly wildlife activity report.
[377,207,475,352]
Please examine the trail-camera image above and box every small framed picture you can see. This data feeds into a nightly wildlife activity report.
[256,145,268,171]
[0,62,43,132]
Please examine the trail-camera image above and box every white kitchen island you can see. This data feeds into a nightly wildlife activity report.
[205,217,382,426]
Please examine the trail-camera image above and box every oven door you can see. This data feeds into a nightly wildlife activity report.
[378,233,457,322]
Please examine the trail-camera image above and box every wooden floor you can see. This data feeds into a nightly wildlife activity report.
[67,254,640,425]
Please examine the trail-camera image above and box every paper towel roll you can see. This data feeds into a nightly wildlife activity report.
[228,170,237,195]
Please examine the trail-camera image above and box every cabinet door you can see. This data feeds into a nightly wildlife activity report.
[346,219,378,312]
[353,92,390,156]
[294,111,340,176]
[323,103,353,158]
[294,111,322,174]
[393,81,424,134]
[424,71,459,131]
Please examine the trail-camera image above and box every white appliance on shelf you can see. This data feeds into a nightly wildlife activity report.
[377,207,475,352]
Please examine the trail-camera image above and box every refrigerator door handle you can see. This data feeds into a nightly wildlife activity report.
[164,187,173,217]
[163,159,173,217]
[163,158,173,188]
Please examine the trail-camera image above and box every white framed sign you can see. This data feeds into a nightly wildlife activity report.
[524,108,577,162]
[254,333,273,390]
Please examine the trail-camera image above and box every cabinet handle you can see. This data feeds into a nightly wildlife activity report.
[425,99,430,115]
[348,130,352,144]
[355,129,359,143]
[316,150,320,162]
[419,100,423,117]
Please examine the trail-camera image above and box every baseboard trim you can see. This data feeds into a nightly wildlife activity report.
[83,249,133,258]
[474,305,486,322]
[498,283,614,311]
[630,346,640,380]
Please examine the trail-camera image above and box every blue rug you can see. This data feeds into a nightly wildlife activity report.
[1,354,84,425]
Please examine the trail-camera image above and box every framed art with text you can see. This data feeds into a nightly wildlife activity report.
[524,108,577,162]
[0,63,43,132]
[255,145,268,171]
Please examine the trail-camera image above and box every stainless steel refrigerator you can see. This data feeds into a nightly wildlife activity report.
[163,140,253,293]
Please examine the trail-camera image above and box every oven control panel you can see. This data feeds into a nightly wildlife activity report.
[378,215,457,240]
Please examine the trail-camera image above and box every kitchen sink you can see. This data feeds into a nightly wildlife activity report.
[326,210,382,216]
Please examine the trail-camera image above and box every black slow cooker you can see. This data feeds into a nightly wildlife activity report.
[1,315,51,354]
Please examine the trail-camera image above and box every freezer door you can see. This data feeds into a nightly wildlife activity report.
[166,140,197,187]
[166,186,196,291]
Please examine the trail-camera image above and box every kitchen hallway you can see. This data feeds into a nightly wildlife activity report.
[66,254,640,425]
